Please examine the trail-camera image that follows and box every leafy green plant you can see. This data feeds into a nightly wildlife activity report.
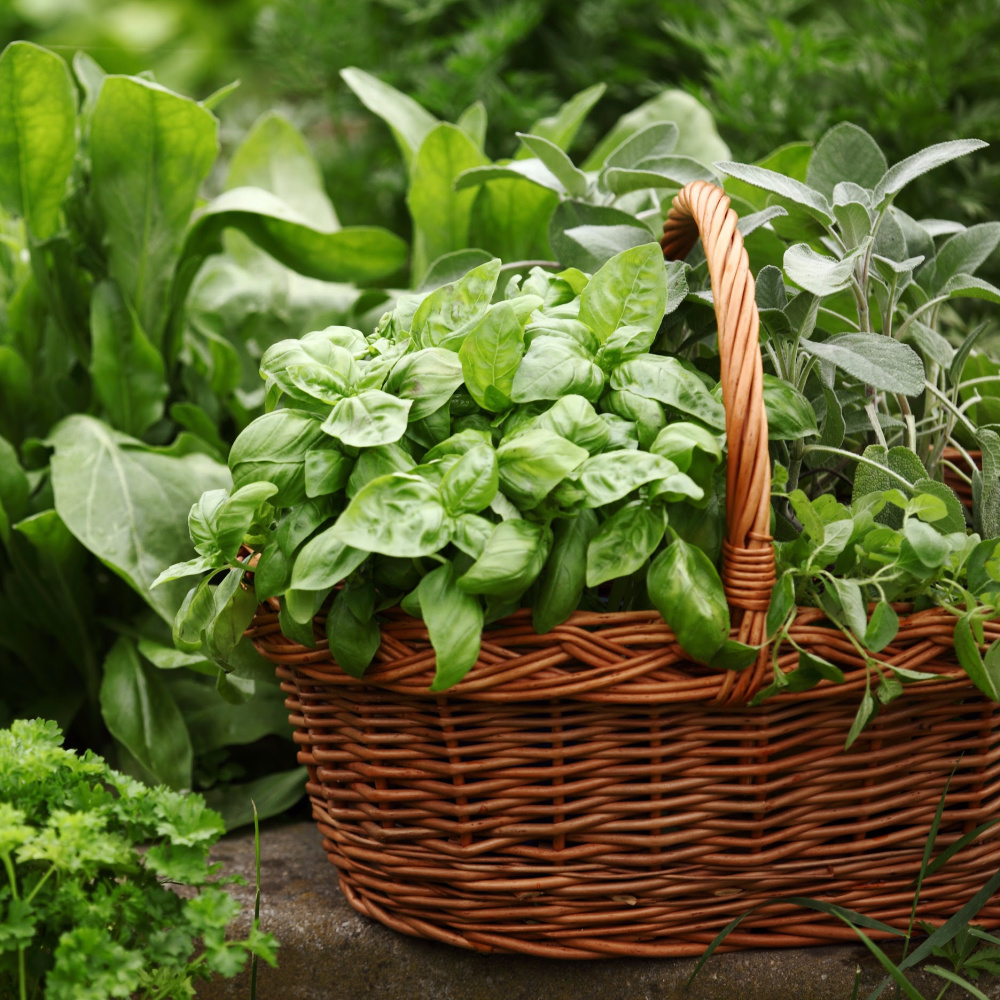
[339,66,728,281]
[0,717,277,999]
[0,40,406,823]
[165,115,1000,752]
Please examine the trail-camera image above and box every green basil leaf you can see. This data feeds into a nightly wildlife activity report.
[420,561,483,692]
[333,472,452,557]
[578,243,668,343]
[453,512,493,559]
[610,355,726,429]
[458,301,526,410]
[586,503,665,587]
[411,257,501,349]
[346,443,414,498]
[229,409,327,507]
[189,481,278,561]
[609,393,670,453]
[525,395,611,454]
[440,444,499,515]
[304,447,353,498]
[384,348,464,419]
[290,527,367,592]
[457,519,552,598]
[326,585,380,678]
[576,450,679,507]
[533,510,599,634]
[497,430,588,508]
[510,336,604,403]
[259,339,357,404]
[322,390,412,448]
[647,538,729,663]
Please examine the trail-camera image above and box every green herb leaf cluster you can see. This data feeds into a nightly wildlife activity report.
[0,718,277,999]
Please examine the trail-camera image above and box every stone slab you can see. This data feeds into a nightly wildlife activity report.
[197,821,1000,1000]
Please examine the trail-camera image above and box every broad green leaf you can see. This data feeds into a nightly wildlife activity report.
[326,585,380,678]
[89,281,168,436]
[579,243,668,343]
[800,334,925,395]
[204,767,308,830]
[183,187,407,284]
[416,248,494,292]
[100,636,192,789]
[321,391,412,448]
[924,222,1000,293]
[332,472,451,557]
[583,89,729,171]
[559,222,657,271]
[385,347,464,419]
[440,444,498,515]
[533,510,598,633]
[91,76,218,343]
[527,84,605,152]
[259,339,356,405]
[586,503,665,586]
[602,156,719,195]
[604,122,679,170]
[0,434,29,525]
[604,389,666,449]
[716,161,833,222]
[954,616,1000,700]
[511,336,604,403]
[762,375,819,440]
[940,273,1000,304]
[610,355,726,429]
[411,257,500,349]
[0,41,76,239]
[864,601,899,653]
[458,301,525,409]
[647,538,729,663]
[48,415,230,620]
[806,123,887,199]
[457,519,551,598]
[516,132,588,197]
[874,139,989,206]
[188,482,277,563]
[469,172,558,263]
[766,572,795,637]
[525,395,611,454]
[229,409,326,506]
[407,123,488,279]
[496,430,588,508]
[226,110,338,230]
[420,561,483,692]
[456,100,487,149]
[783,241,869,296]
[340,66,438,169]
[845,682,877,749]
[576,451,680,507]
[903,518,950,568]
[347,442,413,497]
[831,577,867,638]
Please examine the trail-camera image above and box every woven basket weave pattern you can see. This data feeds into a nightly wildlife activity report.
[247,182,1000,957]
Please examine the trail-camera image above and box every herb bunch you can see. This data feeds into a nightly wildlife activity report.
[0,718,276,1000]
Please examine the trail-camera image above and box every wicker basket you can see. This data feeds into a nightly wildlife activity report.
[247,181,1000,958]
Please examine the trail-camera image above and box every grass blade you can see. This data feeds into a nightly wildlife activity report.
[922,819,1000,880]
[845,921,926,1000]
[924,964,992,1000]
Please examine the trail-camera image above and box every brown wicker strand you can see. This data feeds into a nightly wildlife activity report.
[661,181,776,701]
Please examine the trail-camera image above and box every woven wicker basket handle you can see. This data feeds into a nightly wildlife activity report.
[661,181,776,701]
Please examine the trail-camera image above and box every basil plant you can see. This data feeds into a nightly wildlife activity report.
[159,245,773,689]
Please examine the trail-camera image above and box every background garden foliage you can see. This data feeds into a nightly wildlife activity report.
[1,1,998,830]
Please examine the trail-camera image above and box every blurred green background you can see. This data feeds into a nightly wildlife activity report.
[7,0,997,239]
